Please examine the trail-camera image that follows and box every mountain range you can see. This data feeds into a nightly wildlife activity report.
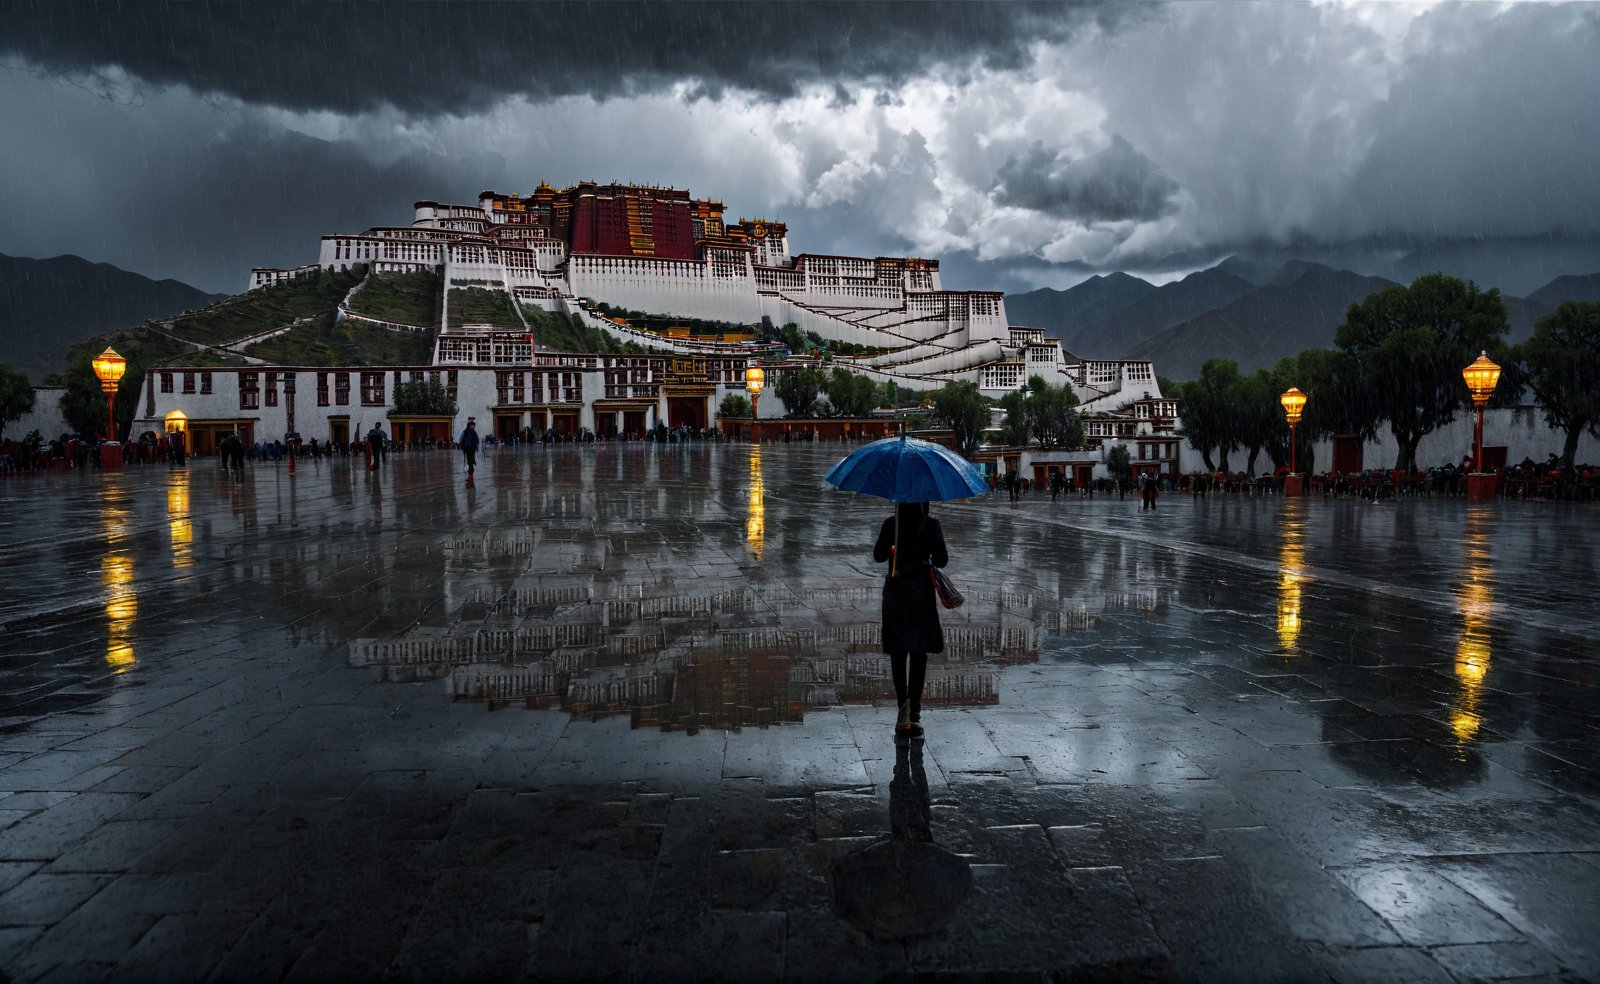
[0,253,227,381]
[1007,260,1600,381]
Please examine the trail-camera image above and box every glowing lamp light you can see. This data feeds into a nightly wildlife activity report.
[1463,351,1502,476]
[1280,387,1307,426]
[744,365,765,397]
[1280,387,1307,476]
[164,409,188,434]
[1462,351,1502,408]
[92,347,127,392]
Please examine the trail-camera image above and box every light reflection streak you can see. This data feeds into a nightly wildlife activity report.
[168,472,193,569]
[1276,497,1306,654]
[101,500,137,674]
[746,445,765,561]
[1451,508,1494,753]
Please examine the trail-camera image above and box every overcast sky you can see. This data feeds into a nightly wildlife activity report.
[1,0,1597,296]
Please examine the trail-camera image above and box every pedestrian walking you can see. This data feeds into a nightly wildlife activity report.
[459,417,480,474]
[873,501,949,741]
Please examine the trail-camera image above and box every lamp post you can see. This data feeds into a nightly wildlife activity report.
[91,347,127,470]
[1461,351,1502,501]
[744,364,765,443]
[1280,387,1307,496]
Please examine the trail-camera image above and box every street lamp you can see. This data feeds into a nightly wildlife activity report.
[1280,387,1307,495]
[91,347,127,441]
[1462,351,1502,500]
[744,364,765,443]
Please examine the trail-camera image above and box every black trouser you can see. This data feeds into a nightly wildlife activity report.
[890,652,927,720]
[463,447,476,472]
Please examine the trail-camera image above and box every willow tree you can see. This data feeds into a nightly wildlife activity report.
[928,380,989,458]
[1517,301,1600,471]
[1336,273,1509,471]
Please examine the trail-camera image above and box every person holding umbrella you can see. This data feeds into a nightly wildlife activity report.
[873,501,948,739]
[824,434,987,741]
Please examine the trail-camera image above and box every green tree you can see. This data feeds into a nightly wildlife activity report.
[773,366,825,417]
[1268,348,1367,475]
[719,393,753,418]
[1024,375,1082,449]
[1177,359,1244,471]
[1105,443,1133,480]
[876,380,908,409]
[822,368,877,417]
[60,352,155,441]
[996,385,1030,446]
[389,379,458,417]
[1336,273,1510,471]
[1233,369,1283,475]
[1516,301,1600,471]
[0,364,36,442]
[927,380,990,458]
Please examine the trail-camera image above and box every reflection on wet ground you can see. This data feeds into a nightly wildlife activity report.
[1,445,1598,981]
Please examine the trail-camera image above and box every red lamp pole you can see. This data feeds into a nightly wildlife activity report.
[1473,403,1485,473]
[1289,420,1297,475]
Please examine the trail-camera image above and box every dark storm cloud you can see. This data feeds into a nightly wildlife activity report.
[0,0,1130,113]
[993,137,1180,223]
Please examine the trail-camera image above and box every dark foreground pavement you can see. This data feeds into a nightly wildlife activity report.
[1,444,1597,982]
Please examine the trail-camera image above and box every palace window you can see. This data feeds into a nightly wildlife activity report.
[335,373,350,406]
[317,372,330,407]
[200,372,213,394]
[360,372,385,406]
[160,372,173,394]
[446,370,458,401]
[239,372,259,410]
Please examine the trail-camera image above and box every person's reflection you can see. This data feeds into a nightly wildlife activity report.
[834,738,971,938]
[890,741,933,843]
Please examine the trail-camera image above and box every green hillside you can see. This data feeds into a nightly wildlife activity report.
[447,287,522,328]
[244,312,433,365]
[164,267,364,347]
[523,306,629,354]
[348,271,439,327]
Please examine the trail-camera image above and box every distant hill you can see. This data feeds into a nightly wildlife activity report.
[1527,272,1600,310]
[1125,263,1399,379]
[0,253,227,381]
[1067,266,1257,358]
[1004,272,1155,342]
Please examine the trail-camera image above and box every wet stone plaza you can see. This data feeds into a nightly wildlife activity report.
[1,443,1598,983]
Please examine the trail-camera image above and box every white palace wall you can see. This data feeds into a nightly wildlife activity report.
[1306,407,1600,472]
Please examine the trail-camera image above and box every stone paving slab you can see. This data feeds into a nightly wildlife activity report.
[1,445,1598,981]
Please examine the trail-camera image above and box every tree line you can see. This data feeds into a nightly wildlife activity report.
[1173,274,1600,473]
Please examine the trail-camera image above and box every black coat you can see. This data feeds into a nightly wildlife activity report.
[874,514,949,655]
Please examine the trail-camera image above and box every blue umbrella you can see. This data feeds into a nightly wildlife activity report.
[825,435,988,576]
[825,434,990,504]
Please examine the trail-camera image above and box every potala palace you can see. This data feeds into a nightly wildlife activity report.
[145,181,1180,481]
